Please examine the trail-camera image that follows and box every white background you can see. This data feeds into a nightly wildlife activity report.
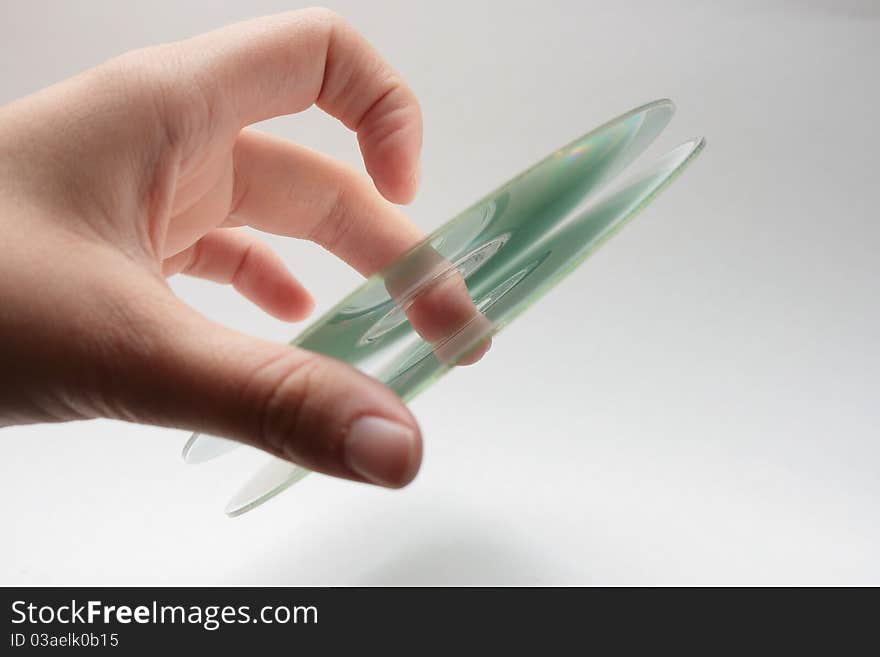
[2,1,878,584]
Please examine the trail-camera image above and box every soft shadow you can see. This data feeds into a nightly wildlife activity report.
[229,500,574,586]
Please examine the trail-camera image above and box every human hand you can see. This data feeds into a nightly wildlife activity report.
[0,9,432,488]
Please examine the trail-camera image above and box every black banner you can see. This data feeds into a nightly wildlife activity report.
[0,586,873,651]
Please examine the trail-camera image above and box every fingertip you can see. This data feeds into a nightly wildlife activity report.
[358,97,422,205]
[374,178,417,205]
[272,282,315,322]
[456,337,492,366]
[299,290,317,318]
[363,142,421,205]
[378,157,421,205]
[412,157,422,191]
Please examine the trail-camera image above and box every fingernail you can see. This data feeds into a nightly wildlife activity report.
[344,416,418,487]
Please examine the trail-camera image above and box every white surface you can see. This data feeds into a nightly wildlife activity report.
[2,1,878,585]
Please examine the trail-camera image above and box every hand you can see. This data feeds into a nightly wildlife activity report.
[0,9,428,488]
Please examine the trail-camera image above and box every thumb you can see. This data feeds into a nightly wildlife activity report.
[129,298,422,488]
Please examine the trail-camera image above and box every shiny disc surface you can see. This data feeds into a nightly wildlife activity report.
[185,99,705,515]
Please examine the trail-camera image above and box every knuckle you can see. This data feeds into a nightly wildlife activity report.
[308,185,355,253]
[229,239,258,289]
[360,86,416,142]
[249,350,330,459]
[99,44,229,156]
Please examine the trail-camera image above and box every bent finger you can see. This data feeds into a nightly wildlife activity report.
[171,8,422,203]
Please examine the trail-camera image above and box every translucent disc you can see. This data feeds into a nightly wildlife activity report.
[182,434,237,464]
[185,99,705,516]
